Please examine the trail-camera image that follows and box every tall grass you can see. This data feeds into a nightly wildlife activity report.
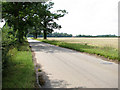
[2,42,36,88]
[36,39,119,61]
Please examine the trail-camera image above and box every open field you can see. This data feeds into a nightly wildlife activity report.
[39,37,118,49]
[36,37,119,61]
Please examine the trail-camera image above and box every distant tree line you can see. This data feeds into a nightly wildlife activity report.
[28,32,72,37]
[76,34,117,37]
[28,33,118,37]
[47,32,72,37]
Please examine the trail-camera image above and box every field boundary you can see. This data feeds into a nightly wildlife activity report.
[34,38,119,63]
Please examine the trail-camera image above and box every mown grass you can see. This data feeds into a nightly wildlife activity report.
[2,41,36,88]
[35,39,119,61]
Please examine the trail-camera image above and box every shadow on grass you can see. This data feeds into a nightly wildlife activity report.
[2,50,35,88]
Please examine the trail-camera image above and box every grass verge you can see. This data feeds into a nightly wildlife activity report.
[35,39,119,61]
[2,41,36,88]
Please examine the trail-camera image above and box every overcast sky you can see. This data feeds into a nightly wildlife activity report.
[51,0,119,36]
[0,0,119,36]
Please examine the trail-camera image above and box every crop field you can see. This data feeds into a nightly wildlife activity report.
[37,37,119,61]
[45,37,118,50]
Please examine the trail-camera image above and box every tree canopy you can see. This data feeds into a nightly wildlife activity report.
[2,1,67,42]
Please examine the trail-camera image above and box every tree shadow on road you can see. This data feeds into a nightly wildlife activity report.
[42,71,71,88]
[29,42,76,53]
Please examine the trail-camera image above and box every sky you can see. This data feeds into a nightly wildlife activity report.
[0,20,5,28]
[0,0,119,36]
[51,0,119,36]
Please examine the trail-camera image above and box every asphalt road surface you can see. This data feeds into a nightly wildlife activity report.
[28,38,118,88]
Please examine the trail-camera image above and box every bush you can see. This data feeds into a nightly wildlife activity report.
[2,23,17,68]
[2,23,17,47]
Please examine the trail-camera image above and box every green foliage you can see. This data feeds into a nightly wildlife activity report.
[2,23,30,68]
[76,34,117,37]
[2,23,17,47]
[2,42,35,88]
[2,2,38,42]
[2,1,67,41]
[47,32,72,37]
[2,24,35,88]
[16,41,30,51]
[0,28,2,47]
[36,1,68,39]
[2,23,17,67]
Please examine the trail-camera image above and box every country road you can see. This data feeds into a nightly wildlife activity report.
[28,38,118,88]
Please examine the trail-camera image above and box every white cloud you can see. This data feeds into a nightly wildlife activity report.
[51,0,119,36]
[0,19,5,28]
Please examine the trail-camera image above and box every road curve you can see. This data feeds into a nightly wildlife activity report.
[28,38,118,88]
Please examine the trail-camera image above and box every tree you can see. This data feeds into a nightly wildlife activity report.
[27,14,42,39]
[47,32,72,37]
[2,1,67,41]
[2,2,38,43]
[39,2,68,39]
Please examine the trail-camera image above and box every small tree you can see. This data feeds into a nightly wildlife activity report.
[40,2,68,39]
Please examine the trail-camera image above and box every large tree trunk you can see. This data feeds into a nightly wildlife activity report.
[43,30,47,39]
[17,30,24,43]
[33,27,38,39]
[34,32,37,39]
[43,20,47,39]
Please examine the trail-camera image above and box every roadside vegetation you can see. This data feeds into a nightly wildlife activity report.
[2,42,35,88]
[28,32,73,37]
[2,24,35,88]
[1,1,119,88]
[2,1,67,88]
[35,39,119,62]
